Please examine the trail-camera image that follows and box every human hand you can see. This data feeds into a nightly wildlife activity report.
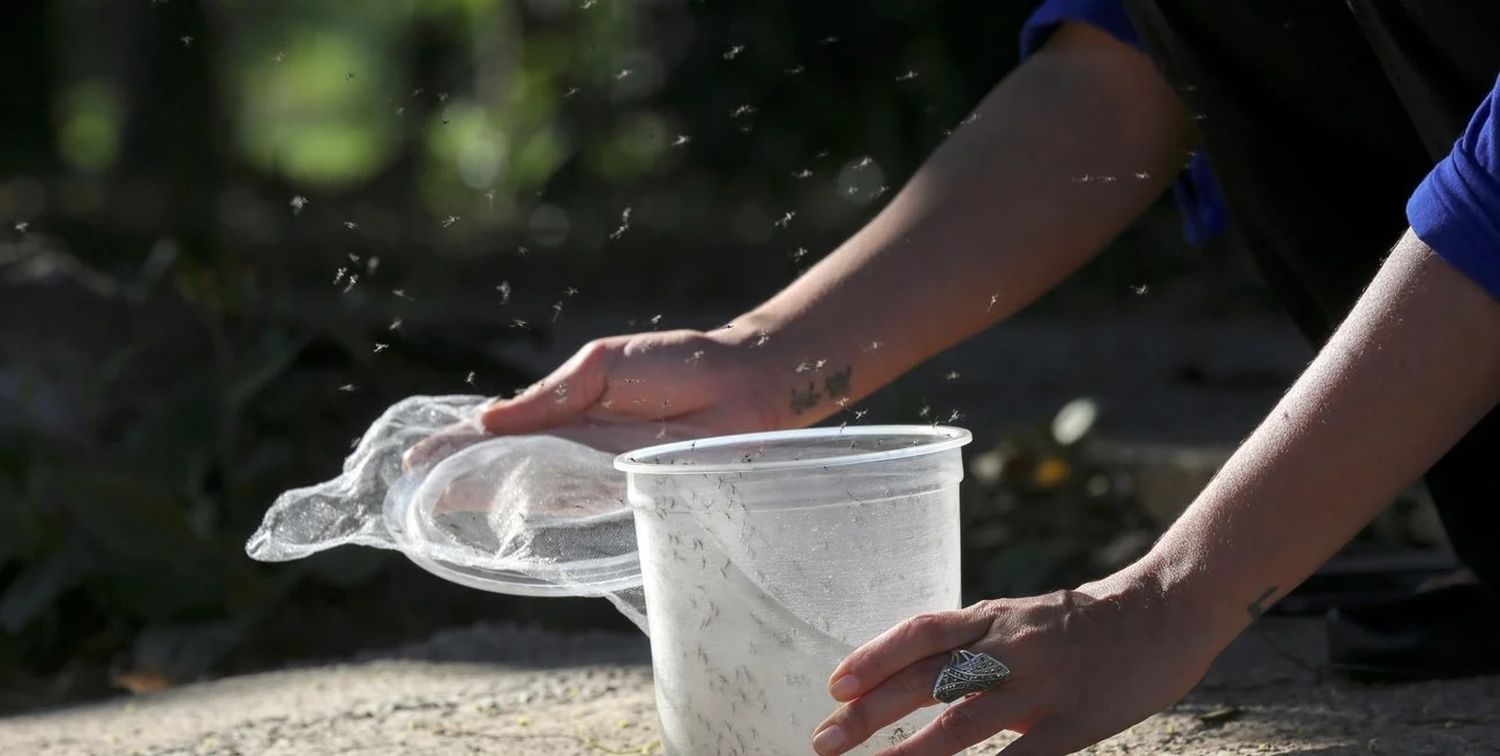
[812,576,1225,755]
[404,327,782,468]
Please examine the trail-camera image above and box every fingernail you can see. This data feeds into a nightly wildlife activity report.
[812,724,847,755]
[829,675,860,700]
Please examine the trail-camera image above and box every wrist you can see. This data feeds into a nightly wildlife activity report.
[707,309,808,430]
[1081,547,1248,662]
[717,305,910,429]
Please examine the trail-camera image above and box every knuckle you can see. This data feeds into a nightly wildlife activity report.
[578,338,611,364]
[836,704,870,738]
[966,598,1002,617]
[896,666,931,699]
[897,613,943,644]
[970,600,1005,631]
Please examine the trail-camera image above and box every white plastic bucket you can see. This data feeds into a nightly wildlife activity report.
[615,425,971,755]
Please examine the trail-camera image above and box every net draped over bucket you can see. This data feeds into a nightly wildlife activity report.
[246,394,971,675]
[245,395,648,630]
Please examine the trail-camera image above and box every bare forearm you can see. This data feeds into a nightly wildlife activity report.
[730,24,1192,426]
[1121,231,1500,641]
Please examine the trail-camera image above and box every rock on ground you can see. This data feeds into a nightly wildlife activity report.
[1,619,1497,755]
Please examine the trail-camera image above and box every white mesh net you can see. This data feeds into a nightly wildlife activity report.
[244,394,646,631]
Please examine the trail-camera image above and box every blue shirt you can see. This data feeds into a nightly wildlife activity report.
[1408,77,1500,301]
[1023,2,1500,304]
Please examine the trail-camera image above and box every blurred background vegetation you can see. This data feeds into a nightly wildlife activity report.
[6,0,1413,715]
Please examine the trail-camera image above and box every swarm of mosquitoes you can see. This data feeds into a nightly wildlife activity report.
[274,1,1069,449]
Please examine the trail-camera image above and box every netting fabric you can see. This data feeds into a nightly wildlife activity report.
[245,395,647,630]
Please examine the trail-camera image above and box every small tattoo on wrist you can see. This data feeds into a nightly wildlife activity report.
[824,365,852,397]
[789,365,852,415]
[790,383,821,415]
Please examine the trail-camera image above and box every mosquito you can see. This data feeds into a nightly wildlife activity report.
[610,207,631,240]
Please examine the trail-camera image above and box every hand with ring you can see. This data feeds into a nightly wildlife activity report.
[812,575,1227,755]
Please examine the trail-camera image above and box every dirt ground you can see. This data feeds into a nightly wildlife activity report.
[2,618,1496,756]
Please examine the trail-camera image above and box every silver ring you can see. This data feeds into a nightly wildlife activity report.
[932,649,1011,703]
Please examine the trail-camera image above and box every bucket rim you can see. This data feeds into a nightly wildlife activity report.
[613,424,971,476]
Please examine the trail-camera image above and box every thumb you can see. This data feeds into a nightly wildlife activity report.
[481,339,615,435]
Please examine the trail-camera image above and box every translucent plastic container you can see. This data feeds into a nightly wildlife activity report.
[615,425,971,755]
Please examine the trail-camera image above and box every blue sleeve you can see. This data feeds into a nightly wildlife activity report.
[1019,0,1229,246]
[1408,74,1500,301]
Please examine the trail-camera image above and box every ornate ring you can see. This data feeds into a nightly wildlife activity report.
[932,649,1011,703]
